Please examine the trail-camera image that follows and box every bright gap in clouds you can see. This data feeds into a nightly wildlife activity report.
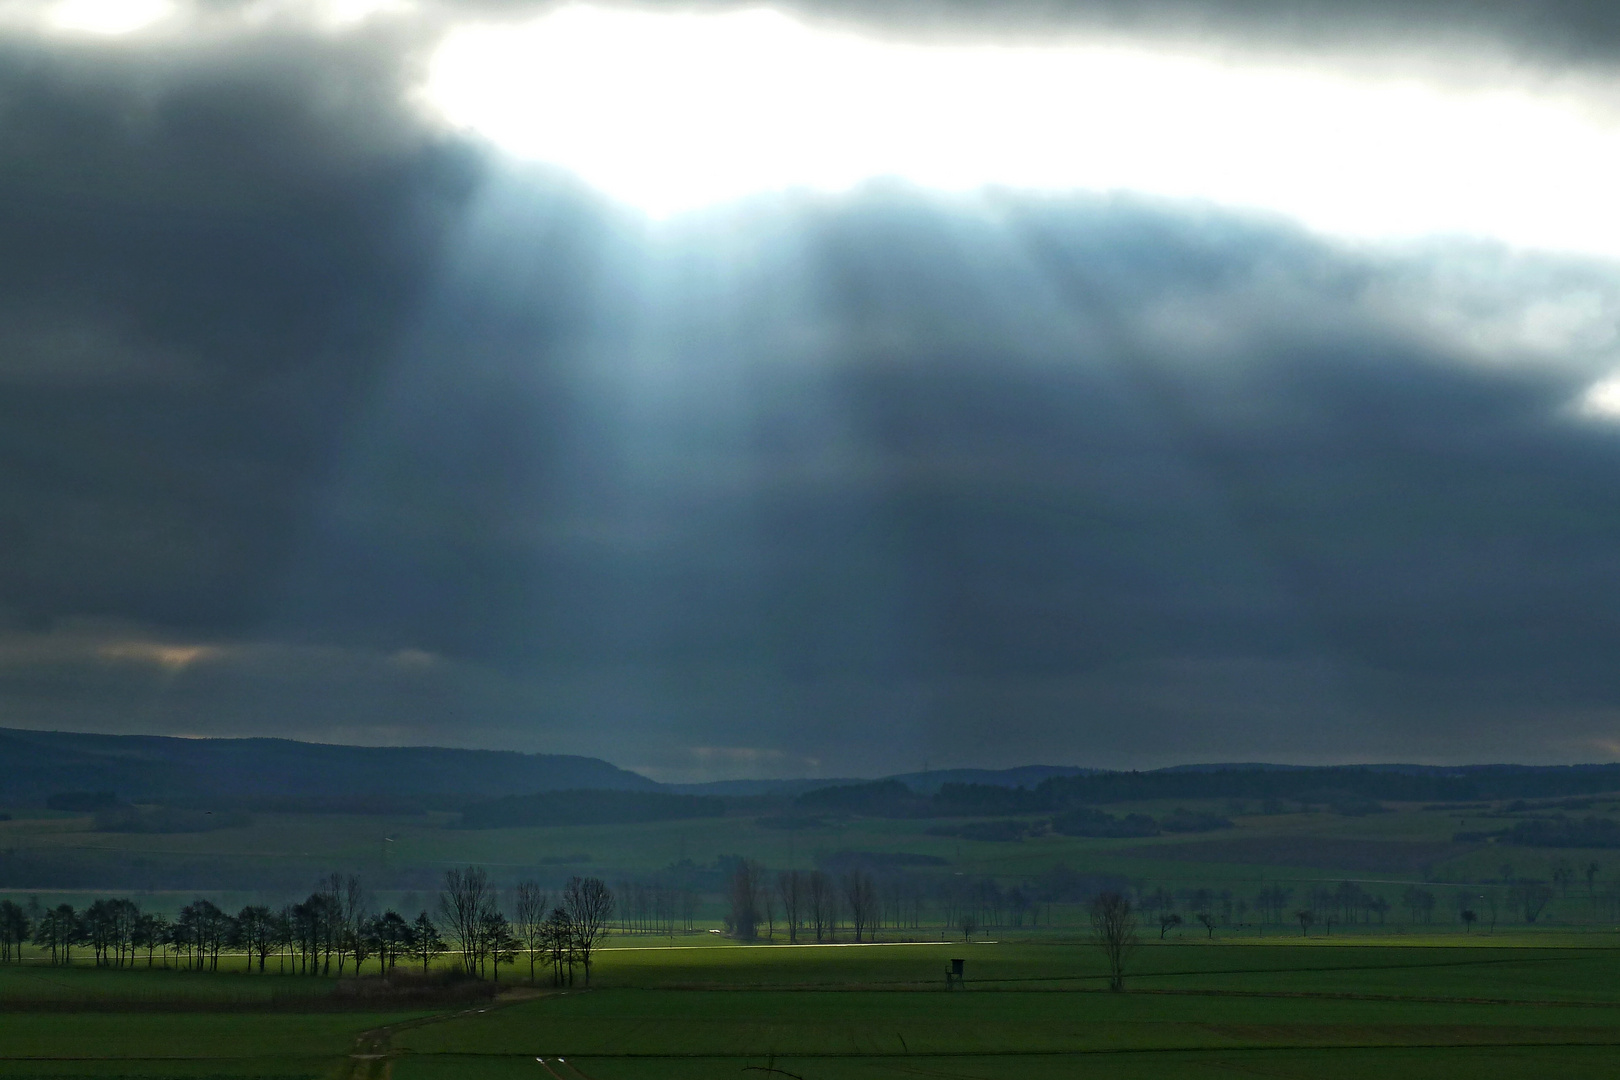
[426,5,1620,256]
[48,0,172,35]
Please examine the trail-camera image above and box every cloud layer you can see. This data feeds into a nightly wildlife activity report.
[4,3,1620,779]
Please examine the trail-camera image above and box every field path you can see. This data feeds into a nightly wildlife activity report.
[343,986,551,1080]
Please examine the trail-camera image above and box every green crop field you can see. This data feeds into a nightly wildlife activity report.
[383,938,1620,1080]
[8,937,1620,1079]
[8,791,1620,1077]
[10,797,1620,908]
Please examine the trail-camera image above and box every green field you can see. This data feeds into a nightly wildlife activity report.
[8,793,1620,1077]
[375,938,1620,1079]
[9,796,1620,916]
[7,937,1620,1079]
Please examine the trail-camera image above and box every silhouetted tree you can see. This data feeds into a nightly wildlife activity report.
[374,911,410,973]
[514,881,549,983]
[1509,881,1554,924]
[327,873,369,976]
[85,899,118,967]
[409,911,445,974]
[236,905,275,972]
[33,903,81,965]
[1158,912,1182,939]
[483,910,518,982]
[0,900,31,963]
[777,870,804,944]
[1402,886,1435,924]
[726,859,762,940]
[176,899,230,971]
[270,908,293,973]
[134,912,167,968]
[350,916,377,974]
[807,870,835,942]
[842,870,878,943]
[290,896,327,974]
[1255,884,1293,926]
[438,866,493,977]
[1294,909,1315,937]
[542,906,574,985]
[563,876,613,984]
[1090,892,1136,992]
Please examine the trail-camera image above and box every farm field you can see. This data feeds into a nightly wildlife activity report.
[9,937,1620,1079]
[8,796,1620,907]
[8,782,1620,1077]
[389,938,1620,1079]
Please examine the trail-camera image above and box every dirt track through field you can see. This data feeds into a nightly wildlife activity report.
[343,986,550,1080]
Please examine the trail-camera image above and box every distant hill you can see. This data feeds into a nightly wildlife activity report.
[663,777,862,797]
[667,766,1098,797]
[890,765,1102,794]
[9,725,1619,818]
[791,763,1620,819]
[1040,764,1620,804]
[0,727,657,811]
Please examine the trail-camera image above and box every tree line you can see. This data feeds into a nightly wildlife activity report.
[797,769,1620,818]
[0,867,614,984]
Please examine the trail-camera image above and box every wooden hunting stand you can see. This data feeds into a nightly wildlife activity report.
[946,957,966,989]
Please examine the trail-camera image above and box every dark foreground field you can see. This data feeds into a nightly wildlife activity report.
[7,936,1620,1079]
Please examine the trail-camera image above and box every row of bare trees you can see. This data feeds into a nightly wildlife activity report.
[614,879,701,935]
[436,868,613,984]
[0,867,614,984]
[4,882,446,974]
[726,863,889,942]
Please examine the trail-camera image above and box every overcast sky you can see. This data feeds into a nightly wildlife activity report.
[5,1,1620,781]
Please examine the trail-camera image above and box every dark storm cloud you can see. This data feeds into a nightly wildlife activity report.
[5,7,1620,776]
[192,184,1620,773]
[814,0,1620,63]
[0,20,482,634]
[445,0,1620,72]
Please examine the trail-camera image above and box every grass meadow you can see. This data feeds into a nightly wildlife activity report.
[6,936,1620,1079]
[7,796,1620,1077]
[9,796,1620,906]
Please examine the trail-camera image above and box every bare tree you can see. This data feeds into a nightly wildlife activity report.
[410,911,445,973]
[514,881,549,983]
[1158,912,1181,939]
[1509,881,1555,924]
[375,911,410,973]
[727,860,761,940]
[236,905,275,972]
[1195,911,1216,939]
[563,876,613,985]
[483,910,518,982]
[543,906,574,985]
[340,874,370,976]
[439,866,493,976]
[0,900,30,964]
[807,870,835,942]
[1294,909,1315,937]
[842,870,879,943]
[1090,892,1136,992]
[777,870,804,944]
